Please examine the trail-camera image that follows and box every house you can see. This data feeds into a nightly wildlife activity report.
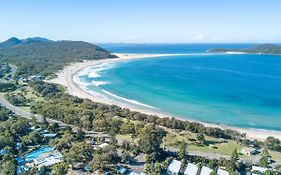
[94,143,109,150]
[200,166,213,175]
[42,133,57,138]
[252,166,268,174]
[184,163,198,175]
[217,168,229,175]
[129,171,141,175]
[118,167,128,175]
[99,143,109,148]
[241,147,258,155]
[0,149,8,155]
[39,129,49,134]
[16,142,23,149]
[167,160,182,175]
[27,75,44,82]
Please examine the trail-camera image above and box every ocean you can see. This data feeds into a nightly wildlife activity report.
[76,44,281,131]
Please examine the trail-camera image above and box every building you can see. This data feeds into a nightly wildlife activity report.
[241,147,258,155]
[118,167,128,175]
[34,150,63,168]
[16,142,23,149]
[252,166,268,174]
[0,149,8,155]
[217,168,229,175]
[167,160,182,175]
[42,133,57,138]
[129,172,141,175]
[184,163,198,175]
[200,166,213,175]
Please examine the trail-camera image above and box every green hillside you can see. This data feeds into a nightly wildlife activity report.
[209,44,281,55]
[0,38,117,77]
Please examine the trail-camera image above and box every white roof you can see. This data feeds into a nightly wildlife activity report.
[36,156,62,167]
[34,151,63,168]
[217,169,229,175]
[129,172,140,175]
[200,166,213,175]
[184,163,198,175]
[252,166,267,173]
[99,143,109,148]
[167,160,182,174]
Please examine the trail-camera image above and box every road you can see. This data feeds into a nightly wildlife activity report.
[0,95,108,138]
[0,88,261,164]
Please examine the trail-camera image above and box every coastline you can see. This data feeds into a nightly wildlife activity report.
[49,53,281,141]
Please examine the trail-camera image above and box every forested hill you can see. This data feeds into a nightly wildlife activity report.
[209,44,281,55]
[0,37,117,78]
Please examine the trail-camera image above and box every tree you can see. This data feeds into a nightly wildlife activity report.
[138,124,164,154]
[75,128,85,141]
[121,151,131,163]
[51,162,68,175]
[178,140,187,160]
[144,162,162,175]
[210,172,218,175]
[138,124,165,163]
[197,132,205,145]
[259,149,270,167]
[64,142,93,166]
[89,153,111,171]
[0,157,17,175]
[227,149,239,172]
[120,121,136,135]
[22,131,43,145]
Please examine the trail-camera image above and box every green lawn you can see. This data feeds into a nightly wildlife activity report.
[19,106,31,113]
[163,129,244,157]
[269,150,281,163]
[0,92,6,98]
[188,140,244,156]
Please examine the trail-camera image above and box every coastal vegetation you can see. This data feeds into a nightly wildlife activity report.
[29,81,281,155]
[209,44,281,55]
[0,38,281,174]
[0,83,17,92]
[0,77,280,175]
[0,37,117,78]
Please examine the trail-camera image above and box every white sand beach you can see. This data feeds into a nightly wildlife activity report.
[50,53,281,141]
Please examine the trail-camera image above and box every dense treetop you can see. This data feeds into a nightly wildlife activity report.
[209,44,281,55]
[0,37,117,77]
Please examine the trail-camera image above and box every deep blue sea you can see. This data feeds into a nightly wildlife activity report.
[77,44,281,131]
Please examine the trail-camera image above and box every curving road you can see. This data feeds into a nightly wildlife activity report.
[0,96,108,138]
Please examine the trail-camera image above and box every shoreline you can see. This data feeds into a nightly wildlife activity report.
[49,53,281,141]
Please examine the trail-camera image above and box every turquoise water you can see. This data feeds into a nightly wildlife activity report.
[77,44,281,131]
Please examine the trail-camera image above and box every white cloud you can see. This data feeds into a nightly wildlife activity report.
[194,33,223,42]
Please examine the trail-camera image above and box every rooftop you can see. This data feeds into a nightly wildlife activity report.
[167,160,182,174]
[217,168,229,175]
[200,166,213,175]
[252,166,268,173]
[34,150,63,168]
[184,163,198,175]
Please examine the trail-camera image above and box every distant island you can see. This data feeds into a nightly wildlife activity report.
[0,37,117,78]
[208,44,281,55]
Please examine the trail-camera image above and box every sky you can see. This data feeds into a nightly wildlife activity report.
[1,0,281,43]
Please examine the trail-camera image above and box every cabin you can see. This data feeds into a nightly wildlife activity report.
[200,166,213,175]
[0,149,8,155]
[118,167,128,175]
[251,166,268,174]
[42,133,57,138]
[184,163,198,175]
[241,147,258,155]
[167,160,182,175]
[217,168,229,175]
